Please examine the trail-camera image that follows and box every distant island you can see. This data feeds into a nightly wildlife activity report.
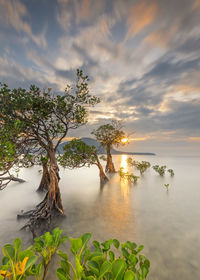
[57,137,156,156]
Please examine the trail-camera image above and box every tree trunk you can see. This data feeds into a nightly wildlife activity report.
[105,145,116,173]
[96,157,109,184]
[18,150,64,233]
[37,162,50,192]
[46,150,63,213]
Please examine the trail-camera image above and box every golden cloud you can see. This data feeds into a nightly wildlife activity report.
[127,0,158,37]
[145,25,178,48]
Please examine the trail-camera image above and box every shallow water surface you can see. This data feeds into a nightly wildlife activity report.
[0,155,199,279]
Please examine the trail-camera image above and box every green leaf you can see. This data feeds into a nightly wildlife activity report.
[129,254,138,266]
[113,239,120,249]
[144,259,150,269]
[2,244,15,260]
[89,252,103,262]
[109,251,115,262]
[88,260,99,276]
[2,257,9,265]
[93,240,101,250]
[70,237,82,254]
[14,238,21,252]
[19,249,35,261]
[57,250,68,261]
[86,276,95,280]
[101,239,113,251]
[56,268,69,280]
[100,260,112,277]
[81,233,91,248]
[25,256,38,271]
[141,265,149,278]
[44,232,53,247]
[122,248,130,259]
[137,245,144,254]
[60,260,70,274]
[112,259,127,280]
[124,270,136,280]
[36,263,42,276]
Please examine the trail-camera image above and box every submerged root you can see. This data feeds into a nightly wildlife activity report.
[17,192,65,237]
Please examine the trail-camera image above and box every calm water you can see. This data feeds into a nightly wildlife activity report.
[0,155,199,280]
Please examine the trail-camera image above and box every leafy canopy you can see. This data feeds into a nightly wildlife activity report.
[91,121,126,147]
[58,139,98,169]
[0,69,100,156]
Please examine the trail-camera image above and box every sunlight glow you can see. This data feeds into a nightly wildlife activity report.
[121,138,128,144]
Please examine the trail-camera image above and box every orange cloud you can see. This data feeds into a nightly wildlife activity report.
[127,0,158,37]
[187,137,200,142]
[193,0,200,9]
[100,16,111,36]
[145,25,178,48]
[80,0,91,20]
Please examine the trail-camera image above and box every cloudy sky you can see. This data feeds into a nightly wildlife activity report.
[0,0,200,155]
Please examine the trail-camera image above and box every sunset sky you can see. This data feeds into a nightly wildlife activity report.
[0,0,200,155]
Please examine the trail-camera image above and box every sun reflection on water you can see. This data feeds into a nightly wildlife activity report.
[120,155,129,197]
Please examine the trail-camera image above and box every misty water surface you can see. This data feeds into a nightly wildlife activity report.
[0,155,199,280]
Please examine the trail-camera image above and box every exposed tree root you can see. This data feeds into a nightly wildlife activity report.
[18,166,64,237]
[17,193,65,237]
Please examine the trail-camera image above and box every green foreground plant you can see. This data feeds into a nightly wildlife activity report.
[0,228,150,280]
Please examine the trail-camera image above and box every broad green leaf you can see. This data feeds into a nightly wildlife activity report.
[112,259,127,280]
[2,245,15,260]
[89,252,103,262]
[86,276,95,280]
[19,249,35,261]
[57,250,68,261]
[137,245,144,254]
[122,248,130,259]
[2,257,9,265]
[44,232,53,247]
[113,239,120,249]
[25,256,38,271]
[109,251,115,262]
[60,260,70,274]
[81,233,91,248]
[70,238,82,254]
[101,239,113,251]
[36,263,42,276]
[144,259,150,269]
[100,260,112,277]
[141,265,149,278]
[129,254,138,266]
[56,268,69,280]
[124,270,136,280]
[88,261,99,276]
[14,238,21,253]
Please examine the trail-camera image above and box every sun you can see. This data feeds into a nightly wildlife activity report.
[121,138,128,143]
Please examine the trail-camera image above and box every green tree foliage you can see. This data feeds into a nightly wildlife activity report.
[127,158,151,175]
[0,70,100,226]
[59,139,108,184]
[91,121,127,173]
[152,165,167,176]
